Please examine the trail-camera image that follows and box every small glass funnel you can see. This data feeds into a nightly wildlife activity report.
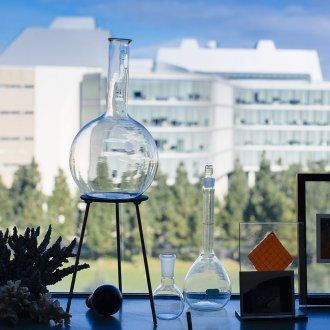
[153,254,185,320]
[183,165,231,311]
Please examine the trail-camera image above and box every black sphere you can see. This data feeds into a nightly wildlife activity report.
[86,285,122,317]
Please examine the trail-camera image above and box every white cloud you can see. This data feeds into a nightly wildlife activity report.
[48,0,330,77]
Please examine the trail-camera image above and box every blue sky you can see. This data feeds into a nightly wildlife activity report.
[2,0,330,77]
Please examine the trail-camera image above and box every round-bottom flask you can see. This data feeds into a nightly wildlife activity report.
[184,254,231,311]
[69,38,158,198]
[153,254,185,320]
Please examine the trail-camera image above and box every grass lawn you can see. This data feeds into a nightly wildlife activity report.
[50,256,240,293]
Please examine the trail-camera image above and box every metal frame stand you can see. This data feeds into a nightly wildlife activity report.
[66,193,157,326]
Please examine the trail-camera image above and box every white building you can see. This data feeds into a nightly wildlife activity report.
[156,39,322,81]
[0,17,108,194]
[0,17,329,194]
[130,71,234,190]
[141,39,330,180]
[234,81,330,174]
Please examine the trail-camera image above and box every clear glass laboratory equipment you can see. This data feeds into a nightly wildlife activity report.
[69,38,158,199]
[183,165,231,311]
[154,254,185,320]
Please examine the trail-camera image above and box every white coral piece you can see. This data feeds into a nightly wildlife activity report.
[0,280,32,325]
[0,281,70,326]
[31,293,70,325]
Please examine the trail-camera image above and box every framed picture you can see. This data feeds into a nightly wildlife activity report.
[297,173,330,305]
[239,271,295,317]
[316,214,330,263]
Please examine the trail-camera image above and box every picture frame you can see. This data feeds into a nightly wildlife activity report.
[238,271,295,318]
[297,173,330,305]
[316,214,330,263]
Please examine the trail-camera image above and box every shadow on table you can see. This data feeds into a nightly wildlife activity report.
[86,310,122,330]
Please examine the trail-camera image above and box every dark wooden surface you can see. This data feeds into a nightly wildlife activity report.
[1,297,330,329]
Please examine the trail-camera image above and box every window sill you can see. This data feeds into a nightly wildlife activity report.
[2,295,328,329]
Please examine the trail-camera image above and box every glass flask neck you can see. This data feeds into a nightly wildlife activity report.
[106,38,131,118]
[202,165,215,256]
[161,276,175,286]
[159,254,176,285]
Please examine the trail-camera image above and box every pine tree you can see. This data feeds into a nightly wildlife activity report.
[10,159,45,229]
[143,171,179,257]
[92,157,112,191]
[171,163,202,259]
[276,163,303,222]
[47,169,76,240]
[244,154,290,223]
[85,160,115,259]
[220,159,249,257]
[0,177,12,229]
[121,202,140,260]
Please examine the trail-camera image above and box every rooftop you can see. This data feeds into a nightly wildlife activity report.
[156,39,323,82]
[50,17,96,30]
[0,17,109,71]
[0,18,324,82]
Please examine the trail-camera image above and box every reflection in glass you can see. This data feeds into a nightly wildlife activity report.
[70,38,158,199]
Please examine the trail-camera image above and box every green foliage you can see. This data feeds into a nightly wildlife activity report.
[0,156,326,266]
[121,203,140,260]
[92,157,112,190]
[276,163,303,221]
[244,155,291,223]
[307,160,326,173]
[85,160,116,258]
[145,171,183,256]
[9,159,45,229]
[220,159,249,256]
[174,163,203,250]
[138,164,203,259]
[84,203,116,259]
[47,169,76,240]
[0,177,12,229]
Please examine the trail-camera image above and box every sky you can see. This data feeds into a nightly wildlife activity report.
[1,0,330,77]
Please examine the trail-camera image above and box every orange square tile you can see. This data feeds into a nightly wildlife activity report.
[247,231,293,271]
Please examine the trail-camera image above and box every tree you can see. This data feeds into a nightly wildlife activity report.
[220,159,249,257]
[244,154,290,223]
[276,163,303,222]
[85,160,116,259]
[0,177,12,228]
[121,202,140,260]
[47,169,76,240]
[307,160,326,173]
[171,163,202,258]
[143,171,179,257]
[9,159,45,229]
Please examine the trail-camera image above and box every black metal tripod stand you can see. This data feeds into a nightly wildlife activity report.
[66,193,157,326]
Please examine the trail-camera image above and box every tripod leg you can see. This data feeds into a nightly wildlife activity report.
[66,202,91,314]
[116,202,122,293]
[135,203,157,326]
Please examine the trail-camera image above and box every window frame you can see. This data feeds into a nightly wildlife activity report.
[297,173,330,305]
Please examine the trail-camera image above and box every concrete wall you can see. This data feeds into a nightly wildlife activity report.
[34,66,102,194]
[211,79,234,184]
[0,67,35,186]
